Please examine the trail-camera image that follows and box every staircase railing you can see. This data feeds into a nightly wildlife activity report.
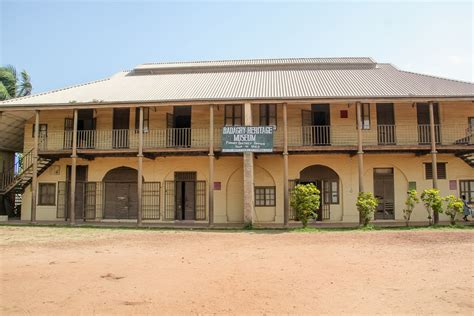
[1,149,34,193]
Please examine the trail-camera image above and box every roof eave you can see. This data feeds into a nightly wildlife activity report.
[0,95,473,111]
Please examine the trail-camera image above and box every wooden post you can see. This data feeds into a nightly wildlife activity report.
[208,104,215,227]
[283,103,289,227]
[356,102,364,225]
[137,107,144,227]
[243,102,255,225]
[31,110,40,223]
[69,109,78,225]
[429,101,439,224]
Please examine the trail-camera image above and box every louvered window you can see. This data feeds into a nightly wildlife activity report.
[424,163,447,180]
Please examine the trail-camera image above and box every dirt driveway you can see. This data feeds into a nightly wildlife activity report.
[0,226,473,315]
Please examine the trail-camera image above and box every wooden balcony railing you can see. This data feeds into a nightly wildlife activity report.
[35,124,473,153]
[377,125,396,145]
[417,124,441,145]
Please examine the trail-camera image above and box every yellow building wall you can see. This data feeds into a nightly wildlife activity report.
[20,152,474,224]
[18,100,473,224]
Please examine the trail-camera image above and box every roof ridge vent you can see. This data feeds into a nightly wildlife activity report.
[132,57,377,75]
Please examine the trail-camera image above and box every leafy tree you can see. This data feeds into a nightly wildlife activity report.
[356,192,379,227]
[290,183,320,228]
[443,195,463,225]
[403,189,420,226]
[420,189,443,225]
[0,65,32,100]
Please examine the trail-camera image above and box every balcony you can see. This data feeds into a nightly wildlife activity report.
[36,124,473,155]
[41,128,212,152]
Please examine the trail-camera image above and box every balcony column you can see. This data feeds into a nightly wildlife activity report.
[31,110,40,223]
[283,103,289,227]
[208,104,215,227]
[69,109,78,225]
[243,102,255,225]
[356,102,364,225]
[137,106,144,227]
[429,101,439,224]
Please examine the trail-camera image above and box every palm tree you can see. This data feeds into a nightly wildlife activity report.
[0,65,32,100]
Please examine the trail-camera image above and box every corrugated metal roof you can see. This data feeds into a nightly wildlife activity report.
[0,58,472,107]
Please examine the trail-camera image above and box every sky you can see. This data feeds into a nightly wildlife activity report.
[1,1,473,94]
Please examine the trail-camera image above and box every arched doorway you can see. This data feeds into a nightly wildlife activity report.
[103,167,138,219]
[299,165,340,221]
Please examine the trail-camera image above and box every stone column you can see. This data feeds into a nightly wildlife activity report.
[243,103,255,225]
[31,110,40,223]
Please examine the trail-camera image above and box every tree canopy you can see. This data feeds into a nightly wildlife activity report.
[0,65,32,100]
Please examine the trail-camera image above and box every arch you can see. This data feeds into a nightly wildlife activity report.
[103,166,138,182]
[226,167,244,222]
[297,164,341,221]
[299,164,340,182]
[103,166,139,219]
[225,166,278,223]
[254,166,277,222]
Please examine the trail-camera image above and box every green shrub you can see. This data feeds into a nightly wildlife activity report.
[403,189,420,227]
[290,183,320,228]
[443,195,464,225]
[421,189,443,225]
[356,192,379,227]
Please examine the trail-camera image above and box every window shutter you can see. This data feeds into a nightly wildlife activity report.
[437,163,447,179]
[425,163,446,180]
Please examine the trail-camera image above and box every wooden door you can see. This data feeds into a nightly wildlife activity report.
[104,182,138,219]
[314,180,323,221]
[374,168,395,220]
[175,181,196,220]
[166,112,174,147]
[417,103,440,144]
[78,109,96,148]
[66,165,88,220]
[110,183,129,219]
[376,103,395,144]
[103,167,138,219]
[173,106,192,147]
[38,124,48,151]
[174,172,196,220]
[311,104,330,145]
[112,108,130,148]
[301,110,312,146]
[64,118,73,149]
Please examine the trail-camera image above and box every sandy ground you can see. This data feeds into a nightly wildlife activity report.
[0,226,473,315]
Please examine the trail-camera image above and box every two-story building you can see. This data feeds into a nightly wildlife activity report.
[0,57,473,226]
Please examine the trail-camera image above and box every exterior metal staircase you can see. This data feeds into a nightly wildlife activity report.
[456,152,474,168]
[0,149,56,195]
